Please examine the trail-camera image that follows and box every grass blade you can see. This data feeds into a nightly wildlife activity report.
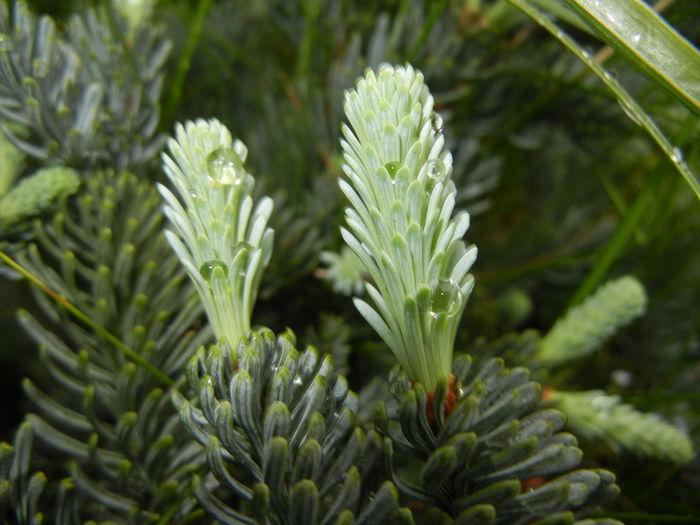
[560,0,700,115]
[507,0,700,199]
[0,250,175,388]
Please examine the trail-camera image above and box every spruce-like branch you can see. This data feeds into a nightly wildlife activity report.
[386,358,622,524]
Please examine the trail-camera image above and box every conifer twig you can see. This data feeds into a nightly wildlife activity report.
[0,250,174,387]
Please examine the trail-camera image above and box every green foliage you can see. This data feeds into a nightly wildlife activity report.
[555,0,700,115]
[319,246,366,297]
[386,357,620,524]
[0,166,79,231]
[551,390,694,465]
[0,0,698,523]
[340,64,477,391]
[508,0,700,198]
[174,327,412,525]
[0,1,169,169]
[112,0,156,39]
[4,170,206,522]
[0,131,24,197]
[305,313,353,377]
[475,276,692,465]
[538,277,647,367]
[160,118,274,353]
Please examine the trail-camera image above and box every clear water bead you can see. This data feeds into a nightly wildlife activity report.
[603,70,617,82]
[430,112,444,134]
[618,100,641,126]
[429,278,462,318]
[199,259,229,281]
[426,159,446,182]
[384,161,401,179]
[611,369,633,388]
[670,147,684,164]
[233,241,253,274]
[206,147,242,185]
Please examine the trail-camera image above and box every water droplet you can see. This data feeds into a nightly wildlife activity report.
[611,369,633,388]
[429,279,462,319]
[293,375,303,386]
[384,161,401,179]
[430,112,444,134]
[234,241,253,254]
[632,33,642,45]
[670,147,684,164]
[603,70,617,82]
[199,259,228,281]
[206,147,242,185]
[618,100,641,126]
[206,377,213,386]
[426,159,446,182]
[189,189,197,199]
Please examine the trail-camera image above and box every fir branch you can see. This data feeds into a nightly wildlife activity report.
[0,1,170,169]
[0,166,80,232]
[0,250,173,387]
[5,170,206,522]
[339,64,477,390]
[175,328,411,525]
[386,358,622,523]
[538,276,646,367]
[160,118,274,356]
[0,423,81,524]
[551,390,695,465]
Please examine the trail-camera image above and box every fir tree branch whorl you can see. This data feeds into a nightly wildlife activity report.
[386,358,621,523]
[159,118,274,356]
[174,328,410,525]
[339,64,477,391]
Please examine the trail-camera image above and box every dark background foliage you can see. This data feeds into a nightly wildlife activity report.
[2,0,699,522]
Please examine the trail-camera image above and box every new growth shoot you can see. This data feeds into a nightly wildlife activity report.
[339,64,476,391]
[159,119,274,359]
